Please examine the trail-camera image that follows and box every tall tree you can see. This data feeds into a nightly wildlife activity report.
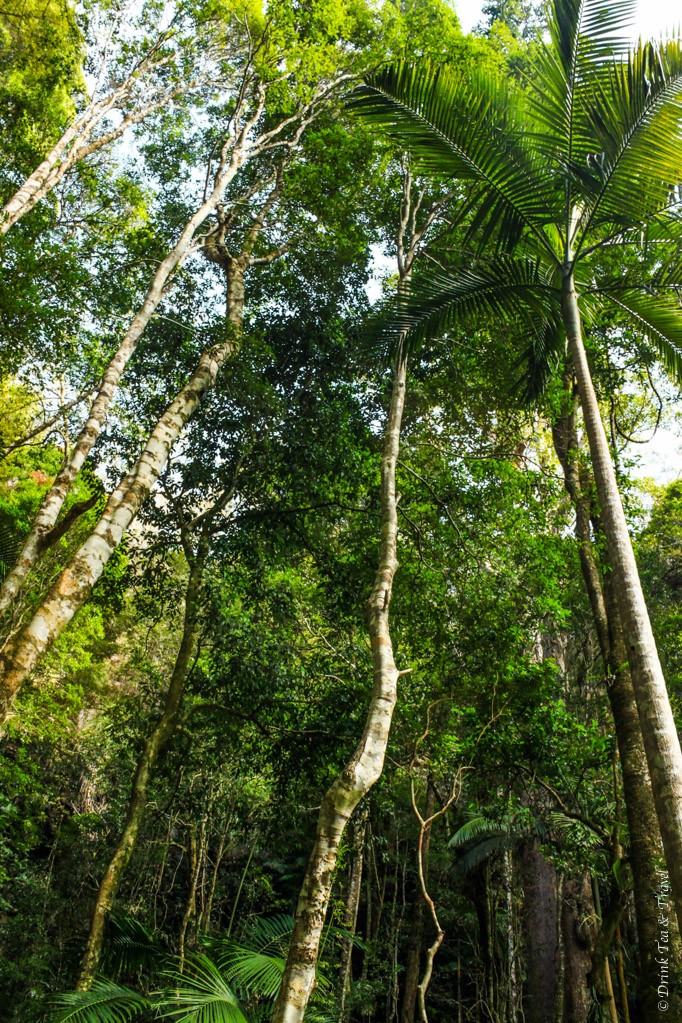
[350,0,682,924]
[0,0,377,721]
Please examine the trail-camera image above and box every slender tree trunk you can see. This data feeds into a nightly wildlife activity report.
[339,814,367,1023]
[401,785,435,1023]
[76,544,205,989]
[0,50,196,235]
[589,879,622,1023]
[562,271,682,931]
[519,838,558,1023]
[0,269,244,721]
[270,356,407,1023]
[504,848,518,1023]
[179,825,202,970]
[0,148,246,621]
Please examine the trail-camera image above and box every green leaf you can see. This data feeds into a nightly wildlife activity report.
[367,255,561,363]
[597,287,682,384]
[50,981,150,1023]
[348,62,560,256]
[157,955,250,1023]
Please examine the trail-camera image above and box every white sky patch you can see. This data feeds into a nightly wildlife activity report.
[455,0,678,36]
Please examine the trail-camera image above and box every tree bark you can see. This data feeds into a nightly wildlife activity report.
[270,356,407,1023]
[552,385,682,1022]
[76,542,205,989]
[0,265,244,722]
[0,138,249,622]
[562,271,682,931]
[561,875,592,1023]
[339,813,367,1023]
[519,838,558,1023]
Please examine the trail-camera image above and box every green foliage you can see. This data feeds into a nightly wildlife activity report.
[51,981,150,1023]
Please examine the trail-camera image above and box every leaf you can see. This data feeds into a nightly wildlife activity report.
[347,62,560,256]
[366,255,561,363]
[597,287,682,384]
[105,911,166,978]
[576,39,682,240]
[50,981,150,1023]
[157,955,250,1023]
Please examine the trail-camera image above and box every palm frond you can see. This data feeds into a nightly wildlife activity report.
[597,287,682,384]
[104,911,166,978]
[157,955,250,1023]
[367,256,560,363]
[528,0,637,201]
[576,39,682,242]
[348,63,560,257]
[452,833,512,878]
[218,946,285,1001]
[51,981,150,1023]
[448,816,498,847]
[548,812,603,846]
[516,317,566,402]
[239,914,293,956]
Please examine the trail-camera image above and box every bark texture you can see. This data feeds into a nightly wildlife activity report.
[0,134,250,621]
[552,387,682,1022]
[561,875,592,1023]
[520,838,558,1023]
[76,543,205,989]
[0,267,244,721]
[562,272,682,931]
[270,357,407,1023]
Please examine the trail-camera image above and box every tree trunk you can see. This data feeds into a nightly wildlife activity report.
[561,875,592,1023]
[0,47,196,235]
[562,271,682,932]
[552,368,682,1021]
[0,146,246,621]
[401,785,435,1023]
[76,544,205,989]
[0,269,245,721]
[270,356,407,1023]
[339,813,367,1023]
[519,838,558,1023]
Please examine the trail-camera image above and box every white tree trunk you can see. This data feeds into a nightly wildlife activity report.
[270,357,407,1023]
[0,271,245,721]
[562,270,682,930]
[0,142,247,618]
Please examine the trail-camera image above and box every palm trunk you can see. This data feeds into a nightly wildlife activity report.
[552,383,682,1021]
[270,356,407,1023]
[0,269,244,722]
[0,149,246,621]
[75,545,205,989]
[562,271,682,930]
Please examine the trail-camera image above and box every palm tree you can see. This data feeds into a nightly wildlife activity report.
[349,0,682,926]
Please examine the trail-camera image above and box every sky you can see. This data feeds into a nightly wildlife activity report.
[455,0,679,36]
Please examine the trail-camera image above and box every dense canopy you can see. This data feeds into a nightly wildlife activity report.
[1,1,682,1022]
